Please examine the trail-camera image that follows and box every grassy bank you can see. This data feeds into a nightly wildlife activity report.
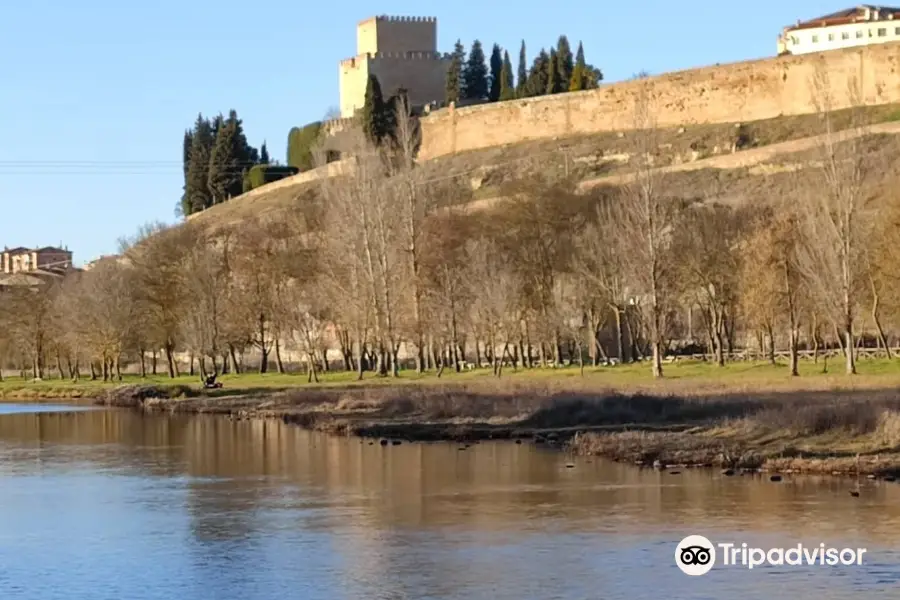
[9,359,900,477]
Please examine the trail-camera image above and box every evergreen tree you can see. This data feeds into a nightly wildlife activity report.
[546,48,564,94]
[556,36,574,89]
[583,63,603,89]
[180,129,193,216]
[569,41,587,91]
[516,40,528,98]
[445,39,465,104]
[260,141,270,164]
[185,115,215,214]
[287,122,323,171]
[499,50,515,101]
[207,113,241,204]
[488,43,503,102]
[569,42,603,91]
[524,49,551,97]
[226,109,258,188]
[463,40,489,101]
[361,74,389,144]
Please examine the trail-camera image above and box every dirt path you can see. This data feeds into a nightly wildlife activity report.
[577,120,900,190]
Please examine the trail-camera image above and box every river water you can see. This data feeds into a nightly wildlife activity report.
[0,405,898,599]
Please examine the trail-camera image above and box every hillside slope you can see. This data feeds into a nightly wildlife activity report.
[185,103,900,231]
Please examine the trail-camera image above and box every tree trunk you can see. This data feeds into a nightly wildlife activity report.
[90,361,97,381]
[871,289,891,359]
[789,328,799,377]
[151,350,158,375]
[577,341,585,376]
[56,350,64,380]
[139,350,147,378]
[275,339,285,374]
[115,356,123,381]
[165,344,176,378]
[767,324,776,365]
[651,340,663,378]
[845,327,857,375]
[613,306,625,363]
[355,337,365,381]
[307,351,319,383]
[189,353,195,377]
[259,347,269,374]
[228,346,240,374]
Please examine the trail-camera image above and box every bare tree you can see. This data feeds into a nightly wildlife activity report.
[180,230,232,377]
[674,203,745,366]
[573,191,631,364]
[794,65,873,375]
[124,223,192,377]
[66,262,136,380]
[465,234,522,376]
[317,124,404,377]
[613,82,679,377]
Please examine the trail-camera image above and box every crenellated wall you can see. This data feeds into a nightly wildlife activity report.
[416,43,900,160]
[356,15,437,55]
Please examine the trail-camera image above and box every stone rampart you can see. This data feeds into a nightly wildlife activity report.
[417,43,900,160]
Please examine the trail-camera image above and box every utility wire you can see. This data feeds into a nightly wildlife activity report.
[0,148,571,182]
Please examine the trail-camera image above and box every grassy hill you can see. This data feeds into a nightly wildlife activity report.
[184,102,900,232]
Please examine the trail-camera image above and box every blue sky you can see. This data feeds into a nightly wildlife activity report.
[0,0,847,264]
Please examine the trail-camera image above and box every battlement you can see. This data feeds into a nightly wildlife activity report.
[364,15,437,23]
[369,50,445,60]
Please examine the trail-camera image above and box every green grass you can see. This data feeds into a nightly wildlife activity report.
[3,356,900,401]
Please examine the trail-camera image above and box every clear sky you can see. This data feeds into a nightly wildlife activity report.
[0,0,849,264]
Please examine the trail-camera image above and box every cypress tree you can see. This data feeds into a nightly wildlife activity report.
[516,41,528,98]
[569,41,587,91]
[207,114,241,204]
[180,129,193,216]
[260,141,270,164]
[463,40,489,101]
[547,48,564,94]
[185,115,214,214]
[361,74,388,144]
[499,50,515,101]
[445,39,465,104]
[488,43,503,102]
[556,36,574,89]
[524,49,551,97]
[583,63,603,89]
[227,109,257,188]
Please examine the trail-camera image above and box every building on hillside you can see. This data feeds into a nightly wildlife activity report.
[338,16,450,118]
[1,246,72,275]
[778,5,900,55]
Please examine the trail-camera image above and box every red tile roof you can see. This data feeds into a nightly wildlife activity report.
[786,5,900,31]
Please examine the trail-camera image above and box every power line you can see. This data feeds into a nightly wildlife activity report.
[0,147,570,181]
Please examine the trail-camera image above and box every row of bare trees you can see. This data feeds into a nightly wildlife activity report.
[2,69,899,381]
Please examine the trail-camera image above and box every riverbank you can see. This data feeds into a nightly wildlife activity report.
[7,360,900,478]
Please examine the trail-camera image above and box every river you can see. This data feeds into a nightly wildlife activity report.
[0,404,898,599]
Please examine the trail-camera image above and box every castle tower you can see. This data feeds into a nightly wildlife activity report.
[339,16,449,118]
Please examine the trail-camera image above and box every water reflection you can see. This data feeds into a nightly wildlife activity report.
[0,409,897,600]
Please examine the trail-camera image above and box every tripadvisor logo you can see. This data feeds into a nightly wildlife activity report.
[676,535,716,576]
[675,535,867,575]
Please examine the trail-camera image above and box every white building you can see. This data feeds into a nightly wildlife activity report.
[778,5,900,55]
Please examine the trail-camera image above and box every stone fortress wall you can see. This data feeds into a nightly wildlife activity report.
[415,42,900,160]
